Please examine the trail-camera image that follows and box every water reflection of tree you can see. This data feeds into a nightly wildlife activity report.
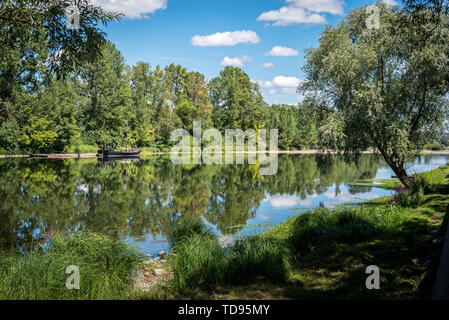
[0,154,383,251]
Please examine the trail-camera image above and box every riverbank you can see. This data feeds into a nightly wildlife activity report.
[0,164,448,300]
[140,164,449,300]
[1,149,448,159]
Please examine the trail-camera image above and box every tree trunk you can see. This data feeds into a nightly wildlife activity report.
[378,147,411,188]
[390,162,411,188]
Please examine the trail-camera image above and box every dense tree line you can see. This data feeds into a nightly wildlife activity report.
[0,38,320,153]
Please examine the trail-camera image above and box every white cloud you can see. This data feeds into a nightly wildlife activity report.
[92,0,167,19]
[191,30,260,47]
[221,56,251,68]
[273,76,302,88]
[258,7,326,26]
[257,76,302,89]
[269,195,299,208]
[382,0,399,6]
[287,0,344,15]
[257,0,344,26]
[265,46,298,56]
[262,62,275,69]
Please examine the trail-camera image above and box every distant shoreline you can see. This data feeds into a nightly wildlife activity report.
[1,150,448,159]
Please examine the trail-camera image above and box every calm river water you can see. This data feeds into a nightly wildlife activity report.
[0,154,447,255]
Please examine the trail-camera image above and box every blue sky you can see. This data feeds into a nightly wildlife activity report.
[96,0,399,105]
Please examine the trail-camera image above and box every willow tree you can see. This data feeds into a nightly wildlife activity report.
[0,0,120,125]
[300,3,449,187]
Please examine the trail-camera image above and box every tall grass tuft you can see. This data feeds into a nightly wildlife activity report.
[225,237,291,284]
[0,232,144,300]
[170,234,227,289]
[169,223,292,290]
[169,219,212,246]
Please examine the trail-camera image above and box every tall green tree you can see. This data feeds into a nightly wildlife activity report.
[209,67,268,132]
[300,3,449,186]
[129,62,155,147]
[0,0,120,122]
[77,41,132,147]
[19,77,79,152]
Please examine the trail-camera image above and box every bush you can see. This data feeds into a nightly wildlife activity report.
[0,232,143,300]
[392,184,423,208]
[0,148,24,155]
[425,142,445,151]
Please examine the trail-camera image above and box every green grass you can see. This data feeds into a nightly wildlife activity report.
[2,165,448,300]
[169,219,213,246]
[147,165,449,300]
[65,145,98,154]
[167,224,291,291]
[0,232,144,300]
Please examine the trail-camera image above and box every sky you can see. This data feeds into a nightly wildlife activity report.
[94,0,400,105]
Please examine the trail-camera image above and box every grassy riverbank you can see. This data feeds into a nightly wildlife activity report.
[143,164,449,300]
[0,232,144,300]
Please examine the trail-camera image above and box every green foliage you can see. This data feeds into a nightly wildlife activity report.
[20,118,58,153]
[65,145,98,154]
[0,232,143,300]
[77,41,132,147]
[425,142,446,151]
[169,221,291,290]
[283,205,408,253]
[268,104,318,150]
[0,118,20,152]
[300,3,449,185]
[169,219,212,246]
[210,67,268,133]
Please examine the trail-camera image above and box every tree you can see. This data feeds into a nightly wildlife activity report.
[77,41,132,147]
[0,118,20,152]
[209,67,268,132]
[300,3,449,186]
[0,0,120,122]
[129,62,155,147]
[175,71,213,131]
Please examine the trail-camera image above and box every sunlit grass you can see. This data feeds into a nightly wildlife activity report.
[0,232,144,300]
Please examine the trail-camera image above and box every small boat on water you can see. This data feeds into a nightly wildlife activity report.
[97,147,141,159]
[96,120,141,159]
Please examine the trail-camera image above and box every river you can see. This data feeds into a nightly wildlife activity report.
[0,154,447,255]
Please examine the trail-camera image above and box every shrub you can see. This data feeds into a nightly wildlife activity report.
[425,142,445,151]
[66,145,98,154]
